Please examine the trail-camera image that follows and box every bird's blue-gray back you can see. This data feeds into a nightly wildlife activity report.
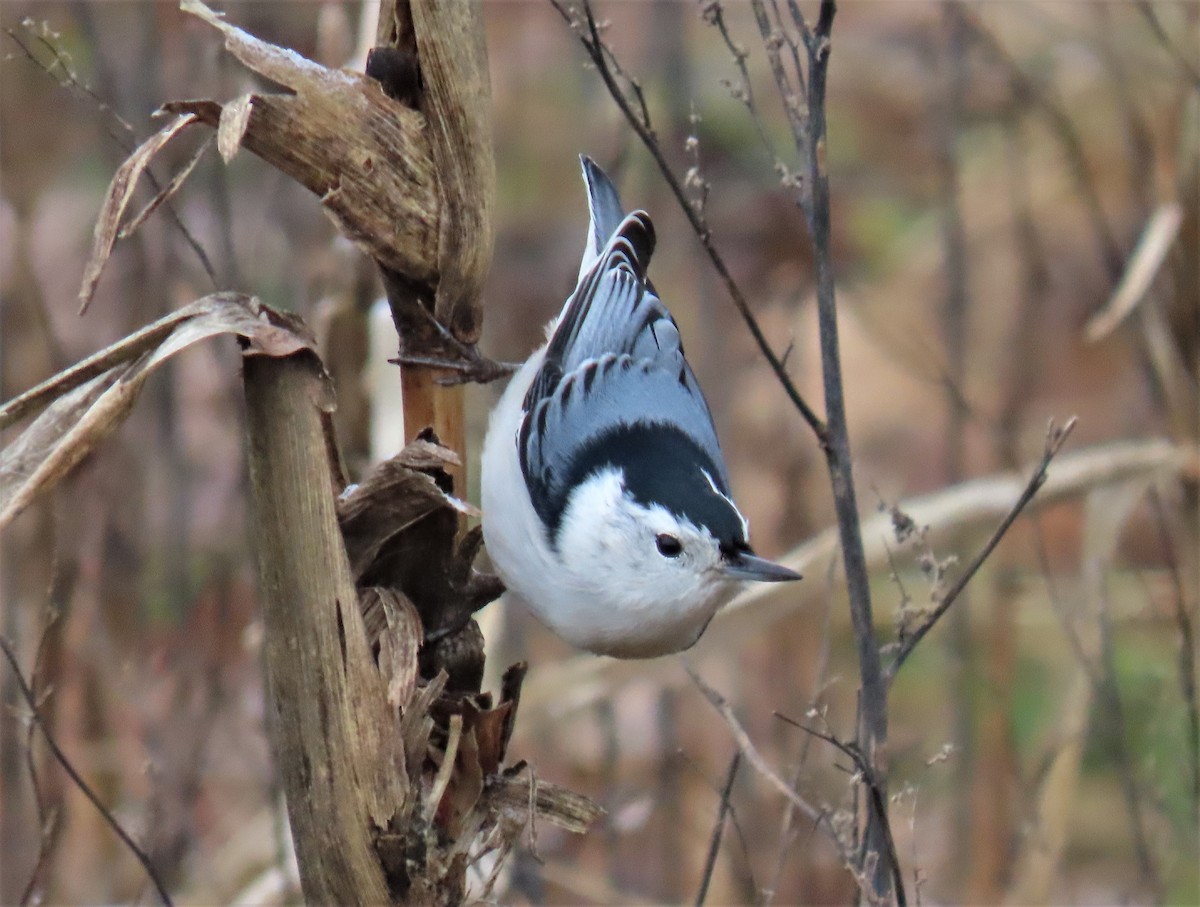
[518,161,736,543]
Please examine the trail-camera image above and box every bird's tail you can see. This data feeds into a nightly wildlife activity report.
[577,155,627,282]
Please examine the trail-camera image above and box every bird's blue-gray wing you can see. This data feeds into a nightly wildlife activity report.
[519,206,734,541]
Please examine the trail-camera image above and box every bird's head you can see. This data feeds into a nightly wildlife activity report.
[551,423,800,655]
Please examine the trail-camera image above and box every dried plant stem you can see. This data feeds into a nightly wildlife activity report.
[1095,579,1163,901]
[1150,490,1200,827]
[952,4,1124,280]
[764,560,837,905]
[749,0,893,894]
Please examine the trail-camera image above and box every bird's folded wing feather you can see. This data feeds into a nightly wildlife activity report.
[519,213,727,531]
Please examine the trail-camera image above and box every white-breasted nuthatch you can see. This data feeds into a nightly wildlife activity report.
[481,156,801,658]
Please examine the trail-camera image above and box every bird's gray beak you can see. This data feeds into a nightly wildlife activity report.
[723,551,802,583]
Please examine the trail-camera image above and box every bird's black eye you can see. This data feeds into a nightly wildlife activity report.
[656,533,683,558]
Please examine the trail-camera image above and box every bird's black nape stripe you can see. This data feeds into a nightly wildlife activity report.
[543,422,745,550]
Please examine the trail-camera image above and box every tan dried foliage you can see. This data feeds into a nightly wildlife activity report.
[77,111,206,313]
[331,440,601,900]
[0,293,318,532]
[162,0,442,288]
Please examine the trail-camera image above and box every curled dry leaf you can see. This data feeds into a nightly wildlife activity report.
[78,111,203,313]
[0,293,320,531]
[337,437,500,646]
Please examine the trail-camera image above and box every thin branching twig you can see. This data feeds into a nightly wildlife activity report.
[685,666,830,835]
[552,1,895,892]
[774,713,908,907]
[887,418,1078,681]
[952,4,1124,281]
[701,1,777,162]
[18,606,63,907]
[1095,572,1165,901]
[1133,0,1200,91]
[749,4,895,893]
[764,555,838,905]
[546,0,827,440]
[0,635,174,906]
[677,751,758,897]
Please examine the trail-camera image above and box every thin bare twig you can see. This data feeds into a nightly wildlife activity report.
[1031,512,1102,690]
[685,666,830,835]
[1095,575,1164,901]
[547,0,827,441]
[694,752,740,907]
[552,3,893,892]
[932,6,977,881]
[676,750,758,897]
[1133,0,1200,91]
[701,1,777,162]
[887,417,1078,681]
[764,556,838,906]
[753,4,895,894]
[773,713,908,907]
[0,635,174,906]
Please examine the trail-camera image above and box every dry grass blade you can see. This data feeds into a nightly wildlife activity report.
[0,306,190,430]
[0,293,316,531]
[1004,656,1092,903]
[78,110,202,313]
[1086,202,1184,342]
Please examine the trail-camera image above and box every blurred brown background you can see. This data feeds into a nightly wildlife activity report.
[1,1,1196,904]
